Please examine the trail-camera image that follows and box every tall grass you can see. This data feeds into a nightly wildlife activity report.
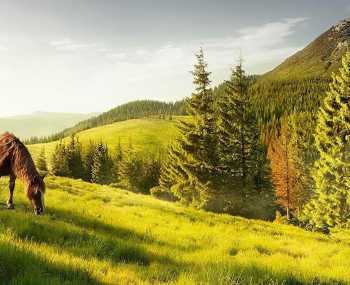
[0,176,349,284]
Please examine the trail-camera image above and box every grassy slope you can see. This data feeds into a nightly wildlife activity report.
[0,176,349,285]
[0,112,96,140]
[262,21,349,81]
[28,117,184,165]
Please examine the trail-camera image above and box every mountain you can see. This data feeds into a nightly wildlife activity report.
[263,17,350,80]
[250,18,350,127]
[0,112,97,139]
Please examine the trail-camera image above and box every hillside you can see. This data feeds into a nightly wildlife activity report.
[248,19,350,127]
[0,175,348,284]
[28,117,185,165]
[0,112,96,140]
[263,18,350,80]
[28,100,186,145]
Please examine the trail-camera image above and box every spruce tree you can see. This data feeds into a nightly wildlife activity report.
[112,139,123,183]
[288,112,316,215]
[66,135,84,179]
[159,48,217,206]
[36,147,48,174]
[304,52,350,228]
[51,141,70,177]
[83,141,97,182]
[216,61,263,190]
[91,143,114,185]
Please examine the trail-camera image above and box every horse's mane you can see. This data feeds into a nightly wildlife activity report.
[0,132,44,191]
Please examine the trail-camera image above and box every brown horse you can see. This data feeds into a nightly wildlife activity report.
[0,132,46,215]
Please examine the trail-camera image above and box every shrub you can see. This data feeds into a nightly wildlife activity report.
[150,186,177,201]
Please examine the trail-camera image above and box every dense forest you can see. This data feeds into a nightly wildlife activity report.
[26,100,186,144]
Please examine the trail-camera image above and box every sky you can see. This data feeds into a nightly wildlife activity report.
[0,0,349,116]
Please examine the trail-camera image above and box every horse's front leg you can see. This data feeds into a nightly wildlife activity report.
[7,175,16,209]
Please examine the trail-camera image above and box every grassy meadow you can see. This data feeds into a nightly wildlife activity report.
[0,176,349,284]
[28,117,183,166]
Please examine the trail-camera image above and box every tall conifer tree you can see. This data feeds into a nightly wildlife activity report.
[159,48,217,205]
[217,61,263,190]
[91,143,113,185]
[304,52,350,228]
[36,147,48,173]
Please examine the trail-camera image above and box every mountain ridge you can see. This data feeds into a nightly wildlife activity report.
[262,17,350,79]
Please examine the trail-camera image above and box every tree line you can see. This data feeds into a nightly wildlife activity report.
[37,136,162,194]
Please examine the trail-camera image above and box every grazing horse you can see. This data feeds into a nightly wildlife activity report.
[0,132,46,215]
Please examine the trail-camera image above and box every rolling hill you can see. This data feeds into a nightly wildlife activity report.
[0,175,348,284]
[0,112,97,140]
[28,117,185,166]
[28,100,186,145]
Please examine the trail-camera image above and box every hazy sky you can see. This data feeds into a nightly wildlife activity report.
[0,0,349,116]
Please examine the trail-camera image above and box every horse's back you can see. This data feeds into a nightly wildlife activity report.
[0,132,17,176]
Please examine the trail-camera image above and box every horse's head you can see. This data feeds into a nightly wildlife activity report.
[27,175,46,215]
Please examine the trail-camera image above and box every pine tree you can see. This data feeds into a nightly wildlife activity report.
[159,143,192,202]
[83,141,97,182]
[112,139,123,183]
[91,143,113,185]
[304,52,350,228]
[36,147,48,174]
[216,60,262,190]
[66,135,84,179]
[288,112,316,214]
[159,48,218,206]
[51,141,70,177]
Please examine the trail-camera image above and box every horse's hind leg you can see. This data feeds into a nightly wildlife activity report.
[7,175,15,209]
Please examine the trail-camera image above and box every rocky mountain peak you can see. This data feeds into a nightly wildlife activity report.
[333,17,350,32]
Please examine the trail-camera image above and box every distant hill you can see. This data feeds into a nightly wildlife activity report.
[27,100,186,144]
[28,117,186,166]
[0,112,97,139]
[263,18,350,80]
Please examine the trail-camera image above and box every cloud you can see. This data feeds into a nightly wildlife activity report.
[106,52,127,60]
[0,44,8,52]
[50,38,97,51]
[1,18,307,116]
[104,17,307,85]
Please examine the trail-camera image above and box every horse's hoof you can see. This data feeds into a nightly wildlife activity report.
[7,204,14,210]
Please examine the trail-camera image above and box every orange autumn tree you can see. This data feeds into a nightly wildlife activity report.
[268,119,300,220]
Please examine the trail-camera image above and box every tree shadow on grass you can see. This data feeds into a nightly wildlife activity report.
[0,239,102,285]
[0,206,347,285]
[46,206,201,252]
[180,261,349,285]
[0,205,185,270]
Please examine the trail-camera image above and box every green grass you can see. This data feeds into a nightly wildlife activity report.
[0,176,349,284]
[28,117,185,165]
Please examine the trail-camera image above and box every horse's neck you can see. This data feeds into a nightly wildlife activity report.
[13,148,38,183]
